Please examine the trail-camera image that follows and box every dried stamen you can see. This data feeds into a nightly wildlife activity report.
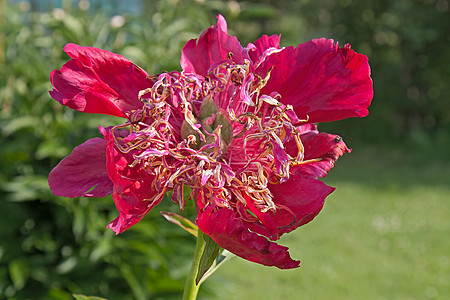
[111,61,309,229]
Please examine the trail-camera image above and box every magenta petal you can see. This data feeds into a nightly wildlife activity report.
[180,15,249,75]
[248,34,281,63]
[48,138,113,198]
[271,130,349,236]
[293,132,351,178]
[104,129,160,234]
[106,181,160,234]
[257,39,373,123]
[50,43,153,117]
[269,175,335,236]
[197,206,300,269]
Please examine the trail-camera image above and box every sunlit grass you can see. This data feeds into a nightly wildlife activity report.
[207,147,450,300]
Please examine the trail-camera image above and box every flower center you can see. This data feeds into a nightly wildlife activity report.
[180,96,233,154]
[111,62,309,218]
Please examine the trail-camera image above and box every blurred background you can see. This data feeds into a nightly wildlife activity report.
[1,0,448,299]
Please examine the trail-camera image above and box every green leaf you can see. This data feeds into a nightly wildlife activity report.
[195,234,220,285]
[62,15,84,39]
[35,140,70,160]
[1,175,50,202]
[119,264,146,300]
[160,211,198,237]
[73,294,107,300]
[9,259,29,290]
[1,116,40,136]
[196,249,236,286]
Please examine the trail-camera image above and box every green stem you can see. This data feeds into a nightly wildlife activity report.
[182,228,205,300]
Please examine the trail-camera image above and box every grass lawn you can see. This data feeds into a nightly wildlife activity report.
[205,146,450,300]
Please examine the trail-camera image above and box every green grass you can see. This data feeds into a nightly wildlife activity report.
[205,146,450,300]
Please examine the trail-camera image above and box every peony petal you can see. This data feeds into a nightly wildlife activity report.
[284,123,318,162]
[106,182,160,234]
[244,194,279,239]
[268,175,335,236]
[268,129,349,237]
[292,131,351,179]
[257,39,373,123]
[48,138,113,198]
[103,128,161,234]
[180,15,249,75]
[197,205,300,269]
[50,43,153,117]
[248,34,281,63]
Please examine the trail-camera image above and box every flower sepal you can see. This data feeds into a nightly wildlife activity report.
[160,211,198,237]
[196,244,235,286]
[160,211,232,286]
[195,234,221,285]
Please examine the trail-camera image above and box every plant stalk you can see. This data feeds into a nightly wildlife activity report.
[182,228,205,300]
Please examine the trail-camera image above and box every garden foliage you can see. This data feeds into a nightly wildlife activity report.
[1,0,448,299]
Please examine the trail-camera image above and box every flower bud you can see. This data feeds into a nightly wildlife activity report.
[199,95,219,121]
[213,110,233,146]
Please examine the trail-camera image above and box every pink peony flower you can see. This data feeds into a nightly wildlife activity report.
[49,15,372,269]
